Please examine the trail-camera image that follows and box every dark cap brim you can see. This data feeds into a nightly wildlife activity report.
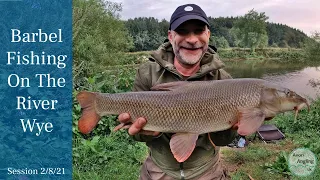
[170,15,209,30]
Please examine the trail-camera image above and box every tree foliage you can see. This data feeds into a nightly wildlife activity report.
[233,9,268,53]
[71,2,310,54]
[124,13,309,51]
[210,36,230,48]
[304,31,320,61]
[73,0,133,88]
[311,31,320,42]
[125,17,168,51]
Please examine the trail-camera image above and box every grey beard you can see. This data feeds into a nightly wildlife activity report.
[174,46,208,65]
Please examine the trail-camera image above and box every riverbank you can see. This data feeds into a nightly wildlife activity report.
[123,48,308,65]
[218,48,305,61]
[221,98,320,179]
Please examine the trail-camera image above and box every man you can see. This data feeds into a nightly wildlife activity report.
[119,4,236,180]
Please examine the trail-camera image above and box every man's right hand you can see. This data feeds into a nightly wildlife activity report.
[117,113,161,136]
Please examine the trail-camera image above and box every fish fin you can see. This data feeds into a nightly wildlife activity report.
[232,122,239,130]
[169,133,198,162]
[151,81,190,91]
[237,108,265,136]
[77,91,101,134]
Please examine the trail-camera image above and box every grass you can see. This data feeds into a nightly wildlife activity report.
[221,140,296,180]
[222,140,320,180]
[73,129,148,180]
[221,98,320,180]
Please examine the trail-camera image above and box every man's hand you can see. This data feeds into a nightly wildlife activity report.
[117,113,161,136]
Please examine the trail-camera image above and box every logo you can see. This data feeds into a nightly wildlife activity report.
[184,6,193,11]
[288,148,317,176]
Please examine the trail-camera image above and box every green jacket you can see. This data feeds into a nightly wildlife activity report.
[132,42,236,179]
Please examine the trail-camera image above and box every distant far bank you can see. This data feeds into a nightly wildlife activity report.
[125,47,313,64]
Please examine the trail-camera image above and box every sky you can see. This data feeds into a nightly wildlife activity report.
[111,0,320,36]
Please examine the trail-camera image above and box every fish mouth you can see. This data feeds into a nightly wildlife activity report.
[293,98,310,120]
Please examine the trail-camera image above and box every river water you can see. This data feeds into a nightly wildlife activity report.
[224,60,320,101]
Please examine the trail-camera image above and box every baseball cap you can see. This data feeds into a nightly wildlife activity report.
[169,4,209,30]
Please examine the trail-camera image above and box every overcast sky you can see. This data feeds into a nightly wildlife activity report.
[111,0,320,36]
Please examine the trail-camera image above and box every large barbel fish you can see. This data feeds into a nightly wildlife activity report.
[77,78,309,162]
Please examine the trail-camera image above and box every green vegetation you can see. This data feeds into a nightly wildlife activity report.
[72,1,320,179]
[232,9,269,53]
[210,36,230,48]
[125,17,167,51]
[72,66,148,180]
[218,48,305,61]
[304,31,320,61]
[124,8,320,61]
[73,0,133,88]
[125,10,310,52]
[274,99,320,157]
[72,1,147,179]
[222,98,320,180]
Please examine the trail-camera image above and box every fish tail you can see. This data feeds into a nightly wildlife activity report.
[76,91,101,134]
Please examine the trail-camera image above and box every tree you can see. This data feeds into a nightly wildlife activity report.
[229,27,243,47]
[304,31,320,61]
[234,9,269,53]
[125,17,168,51]
[257,34,268,48]
[73,0,133,88]
[278,40,289,48]
[123,13,309,51]
[311,31,320,42]
[210,36,230,48]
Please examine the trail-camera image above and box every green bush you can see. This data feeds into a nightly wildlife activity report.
[264,151,291,176]
[304,39,320,61]
[73,0,134,89]
[72,65,148,179]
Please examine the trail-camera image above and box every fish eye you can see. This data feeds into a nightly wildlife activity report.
[284,89,291,96]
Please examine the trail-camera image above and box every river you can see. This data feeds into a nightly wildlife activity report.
[224,60,320,101]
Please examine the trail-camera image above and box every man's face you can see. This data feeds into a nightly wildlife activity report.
[168,20,210,66]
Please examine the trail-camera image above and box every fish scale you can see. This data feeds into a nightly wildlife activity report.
[94,79,265,134]
[77,78,308,163]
